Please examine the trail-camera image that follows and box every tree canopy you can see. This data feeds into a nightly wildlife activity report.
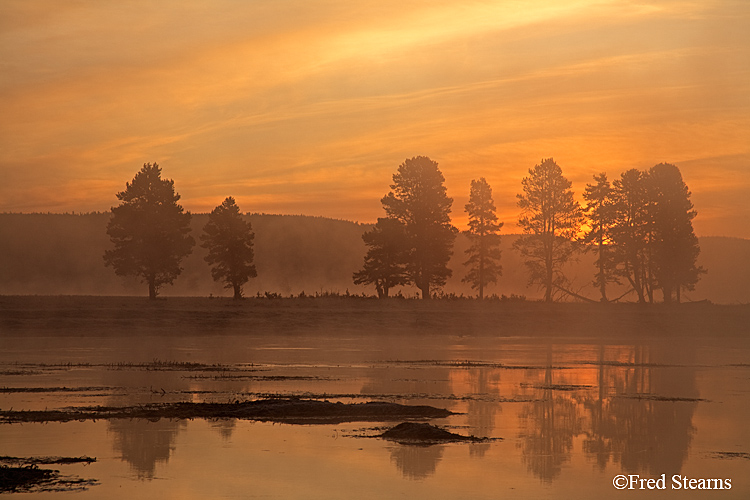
[103,163,194,299]
[594,164,705,303]
[609,168,653,302]
[381,156,457,299]
[352,217,408,298]
[582,173,619,302]
[646,163,704,302]
[463,177,503,299]
[201,197,257,299]
[514,158,583,302]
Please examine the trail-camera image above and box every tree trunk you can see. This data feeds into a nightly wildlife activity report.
[628,257,645,303]
[645,248,654,303]
[662,283,674,304]
[545,236,553,302]
[479,262,484,300]
[479,239,484,300]
[148,281,157,300]
[420,284,430,300]
[598,230,608,302]
[545,261,553,303]
[233,283,242,300]
[552,283,598,303]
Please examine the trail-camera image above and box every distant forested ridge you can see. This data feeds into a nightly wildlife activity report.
[0,213,367,298]
[0,213,748,303]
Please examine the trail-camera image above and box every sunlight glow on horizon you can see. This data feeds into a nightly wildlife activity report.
[1,0,748,237]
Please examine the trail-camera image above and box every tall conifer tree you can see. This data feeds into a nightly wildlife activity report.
[104,163,194,299]
[201,197,257,299]
[583,173,619,302]
[646,163,704,302]
[463,178,503,299]
[514,158,583,302]
[381,156,457,299]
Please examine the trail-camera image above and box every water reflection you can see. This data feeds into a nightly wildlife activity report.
[582,344,698,476]
[387,444,445,480]
[518,343,698,482]
[360,364,455,479]
[2,333,730,497]
[360,364,455,409]
[109,418,186,480]
[210,419,236,441]
[581,344,612,471]
[464,367,501,458]
[102,367,187,480]
[517,353,584,483]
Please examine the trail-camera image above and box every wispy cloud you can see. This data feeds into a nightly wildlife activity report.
[1,0,748,236]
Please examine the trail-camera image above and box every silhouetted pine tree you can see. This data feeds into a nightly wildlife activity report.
[582,173,619,302]
[201,197,257,299]
[104,163,194,299]
[381,156,457,300]
[514,158,583,302]
[610,169,654,303]
[646,163,704,302]
[352,218,408,298]
[463,178,503,299]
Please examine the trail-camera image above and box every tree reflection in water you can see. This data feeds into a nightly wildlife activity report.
[466,367,501,458]
[109,418,186,480]
[517,346,583,482]
[210,419,236,441]
[93,340,698,484]
[102,367,187,480]
[361,363,455,479]
[518,343,698,483]
[387,444,445,480]
[581,343,698,476]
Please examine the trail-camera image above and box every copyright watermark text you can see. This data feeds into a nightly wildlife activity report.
[613,474,731,490]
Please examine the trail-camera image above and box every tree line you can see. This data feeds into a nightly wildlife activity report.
[104,158,703,302]
[351,156,703,303]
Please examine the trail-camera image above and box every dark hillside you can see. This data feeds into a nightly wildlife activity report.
[0,213,368,297]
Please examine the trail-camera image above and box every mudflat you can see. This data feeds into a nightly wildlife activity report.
[0,399,452,424]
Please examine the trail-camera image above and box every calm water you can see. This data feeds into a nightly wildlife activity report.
[1,333,749,498]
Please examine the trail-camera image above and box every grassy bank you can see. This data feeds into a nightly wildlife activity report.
[1,295,748,339]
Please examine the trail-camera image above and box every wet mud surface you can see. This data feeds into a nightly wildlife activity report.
[0,456,98,493]
[0,398,452,425]
[378,422,495,444]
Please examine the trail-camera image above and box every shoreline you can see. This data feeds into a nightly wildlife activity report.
[2,295,748,339]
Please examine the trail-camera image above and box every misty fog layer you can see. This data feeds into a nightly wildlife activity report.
[0,213,748,303]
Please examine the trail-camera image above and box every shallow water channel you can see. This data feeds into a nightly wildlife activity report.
[2,332,749,498]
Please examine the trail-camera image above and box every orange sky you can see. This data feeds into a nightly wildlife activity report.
[1,1,748,237]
